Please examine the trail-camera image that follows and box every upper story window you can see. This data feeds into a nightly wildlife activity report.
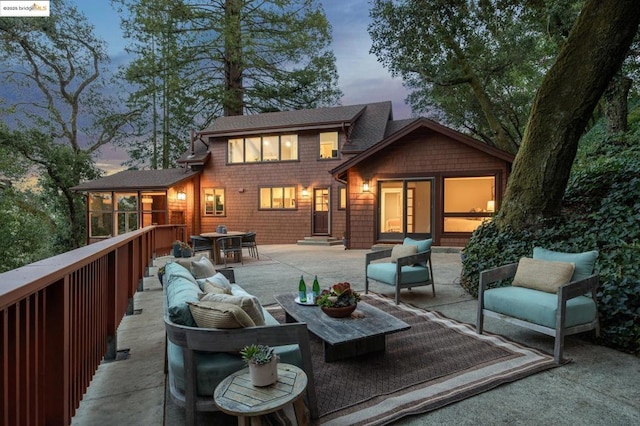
[228,134,298,163]
[259,186,297,210]
[319,131,339,159]
[204,188,225,216]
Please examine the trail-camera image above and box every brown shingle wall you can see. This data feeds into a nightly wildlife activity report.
[197,130,346,244]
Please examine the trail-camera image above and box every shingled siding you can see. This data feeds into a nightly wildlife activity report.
[347,130,510,249]
[197,130,348,244]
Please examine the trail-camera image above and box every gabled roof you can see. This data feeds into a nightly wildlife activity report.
[331,117,515,177]
[342,101,394,153]
[71,168,200,192]
[199,103,370,137]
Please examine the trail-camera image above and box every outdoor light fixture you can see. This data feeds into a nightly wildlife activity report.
[301,187,309,197]
[362,180,370,193]
[177,191,186,201]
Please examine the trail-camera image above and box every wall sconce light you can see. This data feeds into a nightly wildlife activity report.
[486,200,495,212]
[362,180,370,193]
[177,191,186,201]
[301,187,309,197]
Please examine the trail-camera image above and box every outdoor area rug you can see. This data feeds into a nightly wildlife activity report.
[267,292,557,426]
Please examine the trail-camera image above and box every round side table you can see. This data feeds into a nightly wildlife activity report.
[214,363,308,426]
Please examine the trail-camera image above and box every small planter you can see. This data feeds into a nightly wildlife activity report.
[321,303,357,318]
[172,242,182,257]
[181,248,193,258]
[248,357,278,387]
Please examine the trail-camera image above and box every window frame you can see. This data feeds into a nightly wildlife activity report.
[442,175,496,234]
[203,188,226,216]
[319,131,339,160]
[227,134,298,164]
[258,185,297,210]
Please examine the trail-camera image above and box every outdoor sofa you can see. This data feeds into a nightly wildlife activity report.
[162,258,317,424]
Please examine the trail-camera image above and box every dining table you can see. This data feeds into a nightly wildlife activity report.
[200,231,247,265]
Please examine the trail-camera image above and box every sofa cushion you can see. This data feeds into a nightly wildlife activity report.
[191,256,217,279]
[533,247,598,282]
[199,293,265,326]
[512,257,575,293]
[403,237,432,266]
[483,286,597,329]
[367,263,429,285]
[187,301,256,328]
[201,280,231,295]
[390,244,417,263]
[166,273,202,327]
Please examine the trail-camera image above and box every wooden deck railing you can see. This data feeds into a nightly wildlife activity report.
[0,224,185,426]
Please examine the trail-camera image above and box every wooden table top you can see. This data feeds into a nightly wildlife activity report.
[274,293,410,346]
[214,363,307,417]
[200,231,246,238]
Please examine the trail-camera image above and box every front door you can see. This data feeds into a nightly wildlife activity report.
[312,188,329,235]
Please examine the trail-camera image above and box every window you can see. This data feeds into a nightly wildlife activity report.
[140,192,167,227]
[443,176,495,233]
[339,187,346,210]
[204,188,225,216]
[228,135,298,163]
[319,131,338,159]
[116,193,138,235]
[89,193,113,237]
[259,186,296,209]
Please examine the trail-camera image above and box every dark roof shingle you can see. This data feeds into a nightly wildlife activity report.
[72,169,200,191]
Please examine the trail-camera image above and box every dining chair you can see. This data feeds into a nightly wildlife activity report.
[241,232,259,259]
[217,236,243,266]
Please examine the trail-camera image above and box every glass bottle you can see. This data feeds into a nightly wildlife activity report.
[298,275,307,302]
[312,275,320,299]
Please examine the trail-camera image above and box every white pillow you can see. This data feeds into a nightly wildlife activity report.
[390,244,417,263]
[197,272,232,291]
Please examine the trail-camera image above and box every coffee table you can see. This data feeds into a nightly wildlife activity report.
[274,293,410,362]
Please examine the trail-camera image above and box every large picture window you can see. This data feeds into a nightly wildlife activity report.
[89,193,113,237]
[319,131,338,159]
[259,186,296,209]
[443,176,495,233]
[204,188,225,216]
[228,134,298,163]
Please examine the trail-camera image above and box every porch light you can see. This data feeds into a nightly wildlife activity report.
[301,187,309,197]
[362,180,370,193]
[177,191,186,201]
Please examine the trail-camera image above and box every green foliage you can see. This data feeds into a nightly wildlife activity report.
[240,344,275,365]
[461,110,640,355]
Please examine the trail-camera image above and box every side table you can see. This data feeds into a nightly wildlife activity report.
[214,363,309,426]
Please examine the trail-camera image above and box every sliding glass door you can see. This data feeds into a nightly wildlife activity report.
[378,179,433,240]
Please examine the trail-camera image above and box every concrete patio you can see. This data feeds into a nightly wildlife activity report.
[71,245,639,425]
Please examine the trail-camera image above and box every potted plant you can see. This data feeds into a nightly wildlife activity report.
[240,344,278,386]
[180,241,192,258]
[316,282,360,318]
[157,265,165,287]
[172,240,182,257]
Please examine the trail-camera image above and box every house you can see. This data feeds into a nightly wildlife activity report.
[73,101,514,249]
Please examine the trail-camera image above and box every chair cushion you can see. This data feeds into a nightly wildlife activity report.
[390,244,417,263]
[484,286,597,329]
[533,247,598,282]
[403,237,432,266]
[367,263,429,285]
[512,257,575,293]
[187,301,256,328]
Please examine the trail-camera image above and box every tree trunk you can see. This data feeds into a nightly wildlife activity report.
[497,0,640,229]
[603,74,632,135]
[224,0,244,116]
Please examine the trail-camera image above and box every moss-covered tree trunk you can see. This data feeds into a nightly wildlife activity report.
[498,0,640,229]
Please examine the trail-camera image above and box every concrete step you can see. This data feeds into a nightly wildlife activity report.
[296,236,344,246]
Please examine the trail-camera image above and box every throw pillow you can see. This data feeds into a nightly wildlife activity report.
[199,293,265,326]
[390,244,417,263]
[201,280,231,295]
[174,258,193,271]
[187,301,256,329]
[191,255,216,279]
[208,272,232,290]
[512,257,576,293]
[532,247,598,282]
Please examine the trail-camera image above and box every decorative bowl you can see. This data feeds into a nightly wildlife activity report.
[321,303,357,318]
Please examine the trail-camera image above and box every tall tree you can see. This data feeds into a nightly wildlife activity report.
[369,0,582,154]
[498,0,640,228]
[114,0,343,168]
[0,0,137,249]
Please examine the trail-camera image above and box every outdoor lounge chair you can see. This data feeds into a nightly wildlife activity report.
[365,238,435,304]
[476,247,600,364]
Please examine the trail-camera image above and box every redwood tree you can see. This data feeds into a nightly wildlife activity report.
[497,0,640,229]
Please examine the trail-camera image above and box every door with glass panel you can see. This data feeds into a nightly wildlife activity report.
[378,180,432,240]
[313,188,330,235]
